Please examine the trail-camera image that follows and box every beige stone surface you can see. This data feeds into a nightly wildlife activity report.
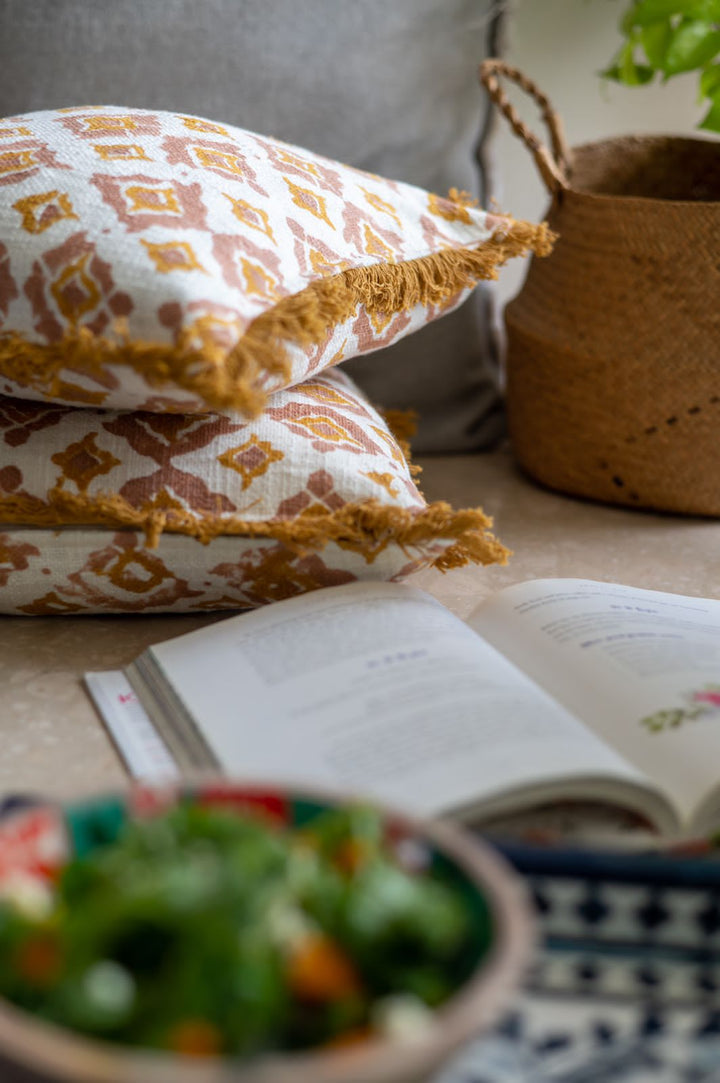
[1,445,719,800]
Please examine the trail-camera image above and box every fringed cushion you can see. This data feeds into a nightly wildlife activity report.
[0,105,551,416]
[0,368,507,614]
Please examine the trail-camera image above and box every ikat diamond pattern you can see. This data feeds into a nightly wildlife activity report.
[0,367,505,613]
[0,105,530,414]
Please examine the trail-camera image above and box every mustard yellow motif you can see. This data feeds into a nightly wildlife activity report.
[13,190,78,234]
[308,251,351,277]
[51,380,107,406]
[99,546,171,594]
[93,144,152,161]
[81,116,139,132]
[239,257,280,300]
[125,185,182,214]
[369,309,394,334]
[0,150,37,175]
[291,415,363,448]
[223,195,275,242]
[140,240,206,274]
[179,117,229,136]
[193,146,244,176]
[284,179,335,230]
[0,126,32,139]
[363,225,394,261]
[50,253,101,319]
[20,591,86,615]
[370,425,405,465]
[363,471,399,497]
[361,188,402,228]
[427,189,475,225]
[275,148,320,178]
[301,384,355,409]
[217,434,284,491]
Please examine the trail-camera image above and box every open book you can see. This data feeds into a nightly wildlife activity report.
[86,579,720,838]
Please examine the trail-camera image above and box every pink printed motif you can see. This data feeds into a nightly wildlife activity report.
[58,112,163,139]
[90,173,209,233]
[24,230,133,340]
[0,104,499,412]
[0,367,457,614]
[0,242,18,317]
[0,533,40,587]
[1,530,439,616]
[0,139,71,187]
[0,367,419,523]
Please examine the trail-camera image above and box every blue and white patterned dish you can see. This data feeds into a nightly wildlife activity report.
[439,842,720,1083]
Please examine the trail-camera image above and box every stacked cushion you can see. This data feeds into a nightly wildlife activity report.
[0,369,507,614]
[0,102,551,613]
[0,0,508,451]
[0,106,549,415]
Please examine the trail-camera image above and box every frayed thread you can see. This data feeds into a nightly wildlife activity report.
[0,217,554,416]
[0,489,509,570]
[380,408,422,480]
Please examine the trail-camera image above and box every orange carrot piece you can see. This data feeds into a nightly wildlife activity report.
[15,934,61,987]
[324,1025,374,1049]
[334,838,372,874]
[167,1018,222,1057]
[287,934,361,1002]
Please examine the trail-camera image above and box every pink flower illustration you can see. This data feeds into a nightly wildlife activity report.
[692,690,720,707]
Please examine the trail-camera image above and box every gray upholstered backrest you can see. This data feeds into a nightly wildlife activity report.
[0,0,504,451]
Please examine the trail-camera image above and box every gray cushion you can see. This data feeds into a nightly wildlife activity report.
[0,0,504,451]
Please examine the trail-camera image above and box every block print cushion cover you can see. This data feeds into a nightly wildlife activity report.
[0,367,507,614]
[0,105,552,415]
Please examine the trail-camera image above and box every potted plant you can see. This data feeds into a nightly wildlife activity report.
[605,0,720,131]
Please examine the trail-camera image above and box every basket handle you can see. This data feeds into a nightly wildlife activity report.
[479,59,571,195]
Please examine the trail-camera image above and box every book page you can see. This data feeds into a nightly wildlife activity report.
[470,579,720,827]
[137,582,668,825]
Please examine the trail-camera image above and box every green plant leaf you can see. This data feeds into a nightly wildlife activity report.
[641,21,673,66]
[627,0,720,27]
[632,62,657,82]
[605,39,657,84]
[601,62,623,83]
[663,19,720,75]
[699,88,720,128]
[699,62,720,96]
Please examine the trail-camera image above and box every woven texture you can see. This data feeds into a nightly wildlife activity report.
[0,367,507,614]
[481,62,720,517]
[0,105,546,417]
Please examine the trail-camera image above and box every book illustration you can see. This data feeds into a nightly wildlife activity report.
[640,685,720,735]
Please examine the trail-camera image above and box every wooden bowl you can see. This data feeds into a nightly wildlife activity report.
[0,781,534,1083]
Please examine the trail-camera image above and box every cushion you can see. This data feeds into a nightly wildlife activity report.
[0,104,550,419]
[0,367,508,614]
[0,0,508,452]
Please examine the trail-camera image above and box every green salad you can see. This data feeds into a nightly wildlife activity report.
[0,802,486,1058]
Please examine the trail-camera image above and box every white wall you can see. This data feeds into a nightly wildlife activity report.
[494,0,705,304]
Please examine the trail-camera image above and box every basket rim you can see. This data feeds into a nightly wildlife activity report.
[561,133,720,208]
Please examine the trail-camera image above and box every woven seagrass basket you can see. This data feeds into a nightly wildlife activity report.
[480,60,720,516]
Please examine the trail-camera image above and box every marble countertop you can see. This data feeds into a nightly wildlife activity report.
[2,446,719,799]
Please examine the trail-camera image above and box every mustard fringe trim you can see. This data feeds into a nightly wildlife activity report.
[381,408,422,480]
[0,219,554,416]
[0,490,509,570]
